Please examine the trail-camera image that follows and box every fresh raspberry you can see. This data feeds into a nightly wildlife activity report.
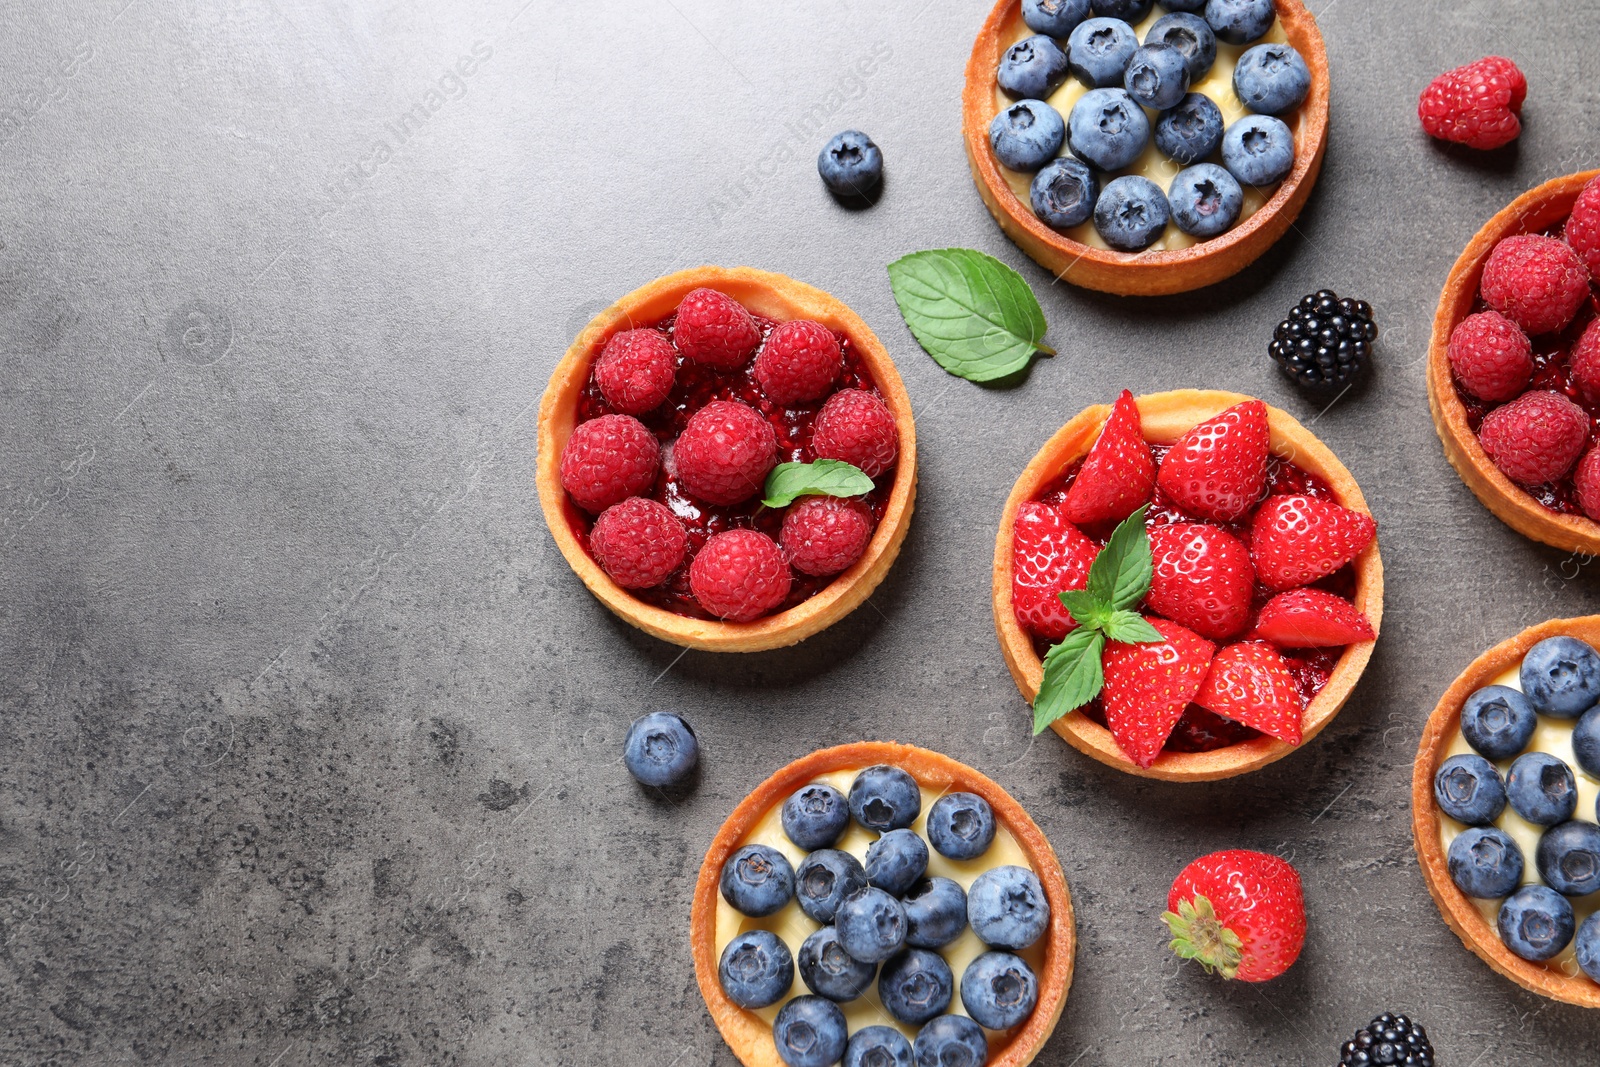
[1567,175,1600,278]
[1061,389,1156,525]
[558,414,659,514]
[673,400,779,506]
[1446,310,1533,403]
[1146,522,1255,641]
[1418,56,1525,150]
[1478,389,1590,486]
[753,320,841,405]
[1156,400,1270,523]
[688,529,791,621]
[1576,445,1600,521]
[1011,501,1099,641]
[1253,588,1375,648]
[780,495,875,577]
[673,288,761,369]
[594,329,677,415]
[1480,235,1590,335]
[1194,641,1304,746]
[588,497,688,588]
[1249,494,1377,591]
[810,389,898,478]
[1571,317,1600,405]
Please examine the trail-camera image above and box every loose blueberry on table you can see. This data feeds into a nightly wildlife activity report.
[622,711,700,788]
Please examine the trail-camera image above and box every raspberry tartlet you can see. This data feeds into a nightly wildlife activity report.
[1429,171,1600,554]
[963,0,1330,296]
[1413,617,1600,1008]
[993,390,1383,781]
[537,267,917,652]
[691,742,1075,1067]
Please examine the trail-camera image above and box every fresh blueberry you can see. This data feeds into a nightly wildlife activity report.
[866,829,930,897]
[968,865,1051,950]
[959,951,1039,1031]
[1447,826,1524,899]
[1145,13,1217,80]
[998,35,1071,100]
[1521,636,1600,718]
[1022,0,1091,38]
[1577,912,1600,983]
[1067,18,1139,88]
[835,886,909,963]
[1536,821,1600,896]
[817,131,884,199]
[989,100,1067,172]
[623,712,699,787]
[783,783,852,851]
[720,844,796,917]
[1506,752,1578,827]
[1091,0,1152,20]
[926,793,996,860]
[1233,43,1311,116]
[1068,88,1150,171]
[912,1015,988,1067]
[1154,93,1224,165]
[849,765,923,833]
[1094,175,1170,251]
[1204,0,1276,45]
[1167,163,1242,239]
[844,1025,914,1067]
[795,849,868,924]
[1221,114,1295,186]
[1433,753,1508,826]
[1124,44,1191,110]
[1576,706,1600,779]
[1460,685,1539,761]
[797,926,876,1002]
[1031,157,1099,230]
[903,877,969,948]
[772,996,848,1067]
[877,948,954,1025]
[718,929,794,1009]
[1497,885,1575,962]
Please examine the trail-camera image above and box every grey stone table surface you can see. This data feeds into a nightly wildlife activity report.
[2,0,1598,1064]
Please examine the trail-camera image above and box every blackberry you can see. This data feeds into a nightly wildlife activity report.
[1338,1012,1435,1067]
[1269,289,1377,392]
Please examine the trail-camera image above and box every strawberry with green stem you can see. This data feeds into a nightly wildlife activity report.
[1163,849,1306,983]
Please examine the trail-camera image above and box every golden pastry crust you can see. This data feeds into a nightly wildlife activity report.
[992,390,1384,782]
[690,742,1075,1067]
[1411,616,1600,1009]
[536,267,918,652]
[1426,171,1600,554]
[962,0,1330,296]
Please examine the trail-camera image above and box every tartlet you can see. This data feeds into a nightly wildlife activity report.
[1411,616,1600,1008]
[992,390,1383,782]
[961,0,1330,297]
[690,741,1075,1067]
[536,267,917,652]
[1426,170,1600,555]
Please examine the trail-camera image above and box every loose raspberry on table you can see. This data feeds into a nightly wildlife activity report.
[810,389,898,478]
[1478,390,1591,487]
[589,497,688,588]
[753,319,841,406]
[673,400,779,507]
[689,529,792,621]
[1447,310,1533,403]
[673,288,761,369]
[1418,56,1525,150]
[780,496,874,577]
[1567,175,1600,278]
[1572,318,1600,406]
[1480,234,1590,336]
[1576,445,1600,522]
[594,329,678,415]
[558,414,659,514]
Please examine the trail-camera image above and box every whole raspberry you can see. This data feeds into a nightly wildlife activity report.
[1480,235,1590,335]
[779,496,875,577]
[810,389,898,478]
[594,329,677,415]
[558,414,659,514]
[589,497,688,588]
[689,529,792,621]
[673,400,779,506]
[1478,390,1590,486]
[1418,56,1525,150]
[1567,175,1600,278]
[1447,310,1533,402]
[1571,318,1600,406]
[753,319,841,405]
[1576,445,1600,521]
[674,288,761,369]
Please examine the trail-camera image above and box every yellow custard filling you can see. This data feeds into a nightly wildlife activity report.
[713,768,1047,1044]
[1438,665,1600,979]
[992,8,1292,252]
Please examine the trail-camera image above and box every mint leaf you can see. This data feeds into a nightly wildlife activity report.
[761,460,874,508]
[1102,610,1164,645]
[1033,628,1105,735]
[1086,506,1153,611]
[1058,589,1109,631]
[887,249,1055,383]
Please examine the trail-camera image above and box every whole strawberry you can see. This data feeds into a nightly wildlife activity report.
[1164,849,1306,982]
[1418,56,1525,150]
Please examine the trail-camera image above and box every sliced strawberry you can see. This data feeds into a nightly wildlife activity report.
[1155,400,1270,523]
[1254,588,1375,647]
[1012,501,1099,641]
[1101,617,1215,768]
[1195,642,1304,745]
[1146,523,1255,641]
[1061,390,1156,524]
[1250,494,1377,591]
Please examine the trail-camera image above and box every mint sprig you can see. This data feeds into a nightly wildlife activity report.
[886,248,1055,383]
[761,459,873,509]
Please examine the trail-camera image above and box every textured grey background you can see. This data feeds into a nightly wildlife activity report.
[2,0,1598,1064]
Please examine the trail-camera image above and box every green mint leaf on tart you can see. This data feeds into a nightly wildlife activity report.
[761,459,874,508]
[1085,505,1153,611]
[1033,628,1104,735]
[886,248,1055,383]
[1101,610,1164,645]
